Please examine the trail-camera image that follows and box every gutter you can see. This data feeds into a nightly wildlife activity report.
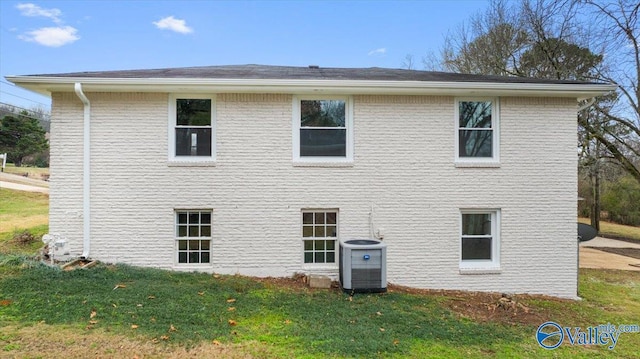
[74,83,91,259]
[7,76,618,100]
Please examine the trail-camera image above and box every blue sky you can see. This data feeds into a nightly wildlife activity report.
[0,0,489,111]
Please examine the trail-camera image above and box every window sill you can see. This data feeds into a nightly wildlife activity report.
[459,266,501,275]
[455,161,501,168]
[293,161,354,168]
[168,161,216,167]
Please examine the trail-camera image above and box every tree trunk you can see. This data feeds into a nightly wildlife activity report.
[14,158,22,167]
[591,169,600,231]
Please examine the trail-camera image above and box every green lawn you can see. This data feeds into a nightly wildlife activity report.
[0,189,48,254]
[579,217,640,242]
[1,192,639,357]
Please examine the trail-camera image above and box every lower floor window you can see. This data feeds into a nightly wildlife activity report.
[176,210,211,264]
[460,209,500,267]
[302,210,338,264]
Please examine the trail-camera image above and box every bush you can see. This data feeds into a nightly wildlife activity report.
[601,175,640,226]
[11,230,37,246]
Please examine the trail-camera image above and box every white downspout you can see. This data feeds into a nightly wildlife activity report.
[74,83,91,259]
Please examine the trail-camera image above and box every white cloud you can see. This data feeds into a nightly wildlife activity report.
[368,48,387,56]
[18,26,79,47]
[16,3,62,24]
[153,16,193,34]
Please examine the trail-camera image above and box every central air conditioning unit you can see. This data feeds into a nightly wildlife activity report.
[339,238,387,293]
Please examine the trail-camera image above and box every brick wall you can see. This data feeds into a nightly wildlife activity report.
[48,92,578,298]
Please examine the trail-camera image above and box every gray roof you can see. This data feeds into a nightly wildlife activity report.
[25,64,600,85]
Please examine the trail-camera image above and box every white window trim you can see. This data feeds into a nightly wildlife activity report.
[454,97,500,166]
[168,94,216,164]
[292,95,354,164]
[301,209,339,269]
[459,209,501,272]
[174,208,213,267]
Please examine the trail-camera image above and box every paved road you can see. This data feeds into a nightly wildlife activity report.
[580,236,640,271]
[0,180,49,194]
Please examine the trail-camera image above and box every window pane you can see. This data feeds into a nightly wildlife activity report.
[303,226,313,237]
[177,212,187,224]
[314,240,325,250]
[462,237,492,260]
[314,252,325,263]
[462,214,492,235]
[314,212,325,224]
[459,130,492,157]
[326,240,335,250]
[189,225,199,237]
[178,240,187,250]
[326,226,337,237]
[304,252,313,263]
[177,99,211,126]
[304,240,313,250]
[459,101,492,128]
[201,240,210,250]
[200,212,211,224]
[326,252,335,263]
[189,252,199,263]
[188,212,200,224]
[301,100,345,127]
[201,252,210,263]
[176,128,212,156]
[302,212,313,224]
[300,129,346,157]
[189,240,200,250]
[177,226,187,237]
[201,225,211,237]
[314,226,325,237]
[326,212,336,224]
[179,252,187,263]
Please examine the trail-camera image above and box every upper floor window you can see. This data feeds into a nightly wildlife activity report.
[293,96,353,162]
[169,95,215,161]
[456,99,499,163]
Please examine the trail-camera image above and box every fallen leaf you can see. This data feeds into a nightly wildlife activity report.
[131,324,139,329]
[169,324,177,332]
[393,339,400,345]
[160,335,169,341]
[213,274,220,278]
[150,317,156,323]
[89,320,98,325]
[376,311,382,316]
[284,319,291,325]
[137,304,143,307]
[212,340,221,346]
[113,284,126,290]
[227,307,236,312]
[112,303,118,308]
[198,291,205,296]
[147,295,156,300]
[228,319,237,326]
[348,296,353,302]
[0,300,12,307]
[379,327,385,332]
[226,298,236,303]
[90,309,97,319]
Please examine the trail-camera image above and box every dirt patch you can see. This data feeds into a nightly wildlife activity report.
[387,284,567,326]
[586,247,640,260]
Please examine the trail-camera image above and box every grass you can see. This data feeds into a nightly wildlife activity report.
[0,189,49,254]
[578,217,640,242]
[0,259,639,358]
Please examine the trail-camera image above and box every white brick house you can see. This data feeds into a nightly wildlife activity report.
[8,65,614,298]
